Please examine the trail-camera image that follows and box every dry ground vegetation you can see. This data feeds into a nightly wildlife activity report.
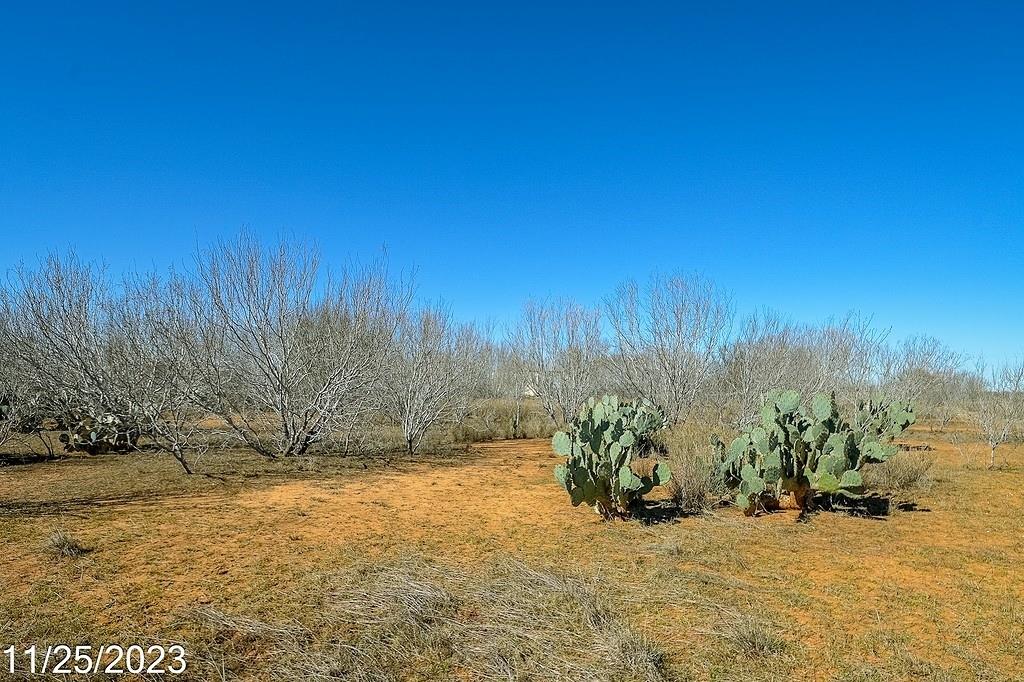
[1,415,1022,682]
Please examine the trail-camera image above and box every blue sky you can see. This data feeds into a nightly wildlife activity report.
[1,2,1021,360]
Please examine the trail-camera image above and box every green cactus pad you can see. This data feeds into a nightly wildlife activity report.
[617,465,643,492]
[653,460,671,485]
[554,464,570,491]
[839,469,863,490]
[810,471,842,493]
[728,436,748,459]
[762,451,783,481]
[811,393,833,421]
[776,390,801,414]
[861,440,895,463]
[552,431,571,456]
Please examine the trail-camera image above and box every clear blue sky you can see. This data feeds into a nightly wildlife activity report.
[1,2,1021,360]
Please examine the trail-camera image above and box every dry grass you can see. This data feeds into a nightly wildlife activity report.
[195,556,667,681]
[699,607,787,657]
[451,397,557,443]
[659,422,726,515]
[863,451,935,500]
[44,528,88,558]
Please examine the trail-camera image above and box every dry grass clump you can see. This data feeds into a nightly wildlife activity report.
[197,556,669,682]
[862,452,934,499]
[658,423,726,515]
[45,528,88,558]
[700,607,787,658]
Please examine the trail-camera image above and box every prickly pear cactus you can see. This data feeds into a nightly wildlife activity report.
[552,395,672,519]
[59,412,140,455]
[715,391,915,515]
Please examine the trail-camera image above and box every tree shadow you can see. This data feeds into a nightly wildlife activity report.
[0,490,212,519]
[0,452,66,467]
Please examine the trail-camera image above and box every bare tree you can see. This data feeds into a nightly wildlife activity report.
[716,311,936,426]
[971,359,1024,468]
[189,235,406,458]
[489,343,531,438]
[605,274,732,424]
[924,369,980,432]
[100,274,210,472]
[798,314,887,403]
[381,305,485,454]
[0,255,127,435]
[509,300,605,424]
[0,305,29,453]
[0,368,22,454]
[877,334,963,406]
[718,309,802,428]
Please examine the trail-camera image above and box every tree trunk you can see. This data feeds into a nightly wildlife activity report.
[172,446,193,475]
[511,401,522,439]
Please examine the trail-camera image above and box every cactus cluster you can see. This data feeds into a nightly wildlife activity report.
[715,390,915,515]
[552,395,672,519]
[59,412,141,455]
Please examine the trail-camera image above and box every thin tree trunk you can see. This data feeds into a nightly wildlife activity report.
[172,446,193,475]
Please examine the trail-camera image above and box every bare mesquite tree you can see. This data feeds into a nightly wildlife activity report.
[719,316,960,424]
[510,300,605,424]
[795,314,887,402]
[923,370,981,432]
[605,274,732,425]
[488,343,531,438]
[0,255,123,433]
[381,305,485,454]
[718,309,804,428]
[0,366,23,453]
[101,274,210,472]
[971,360,1024,468]
[878,334,963,406]
[0,257,213,469]
[190,236,407,458]
[0,301,30,452]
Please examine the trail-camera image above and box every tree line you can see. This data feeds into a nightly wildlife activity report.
[0,234,1019,472]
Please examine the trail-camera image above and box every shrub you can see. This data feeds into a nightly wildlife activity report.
[552,396,671,519]
[862,451,934,498]
[658,423,725,515]
[450,398,557,443]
